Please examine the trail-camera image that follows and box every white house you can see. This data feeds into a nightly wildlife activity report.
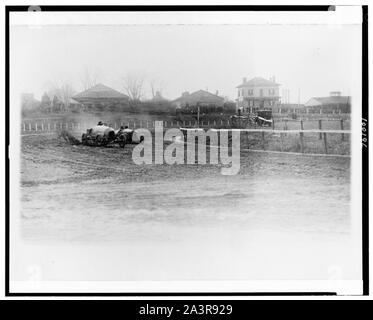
[236,76,281,113]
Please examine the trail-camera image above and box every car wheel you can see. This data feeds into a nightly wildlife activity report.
[96,135,103,146]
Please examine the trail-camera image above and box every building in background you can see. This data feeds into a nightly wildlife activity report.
[52,95,65,113]
[304,92,351,114]
[172,90,225,111]
[236,76,281,113]
[73,83,129,109]
[68,98,84,112]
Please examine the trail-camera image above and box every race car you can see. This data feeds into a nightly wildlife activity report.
[81,123,139,148]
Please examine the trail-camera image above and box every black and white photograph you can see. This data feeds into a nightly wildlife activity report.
[6,5,366,295]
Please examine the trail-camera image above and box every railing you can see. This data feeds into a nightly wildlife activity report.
[21,120,234,132]
[21,119,351,156]
[21,118,350,132]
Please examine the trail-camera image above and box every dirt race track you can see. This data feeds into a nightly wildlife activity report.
[16,132,354,281]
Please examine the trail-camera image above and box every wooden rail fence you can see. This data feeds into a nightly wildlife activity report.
[21,119,350,155]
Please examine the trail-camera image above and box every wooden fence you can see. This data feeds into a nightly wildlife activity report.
[21,118,350,132]
[21,119,350,155]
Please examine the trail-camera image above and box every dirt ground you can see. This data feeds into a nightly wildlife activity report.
[20,132,350,238]
[15,132,355,281]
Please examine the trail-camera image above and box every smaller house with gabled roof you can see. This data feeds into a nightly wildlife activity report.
[73,83,129,109]
[304,92,351,113]
[172,90,224,111]
[236,76,281,113]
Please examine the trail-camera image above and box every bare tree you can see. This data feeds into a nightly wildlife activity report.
[80,68,100,91]
[47,80,76,110]
[122,74,144,101]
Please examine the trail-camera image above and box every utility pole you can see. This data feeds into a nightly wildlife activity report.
[197,104,200,127]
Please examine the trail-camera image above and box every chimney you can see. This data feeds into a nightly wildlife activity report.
[330,91,341,97]
[243,77,247,83]
[215,90,219,96]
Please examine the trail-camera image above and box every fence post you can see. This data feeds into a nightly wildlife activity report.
[23,123,26,131]
[41,123,44,131]
[35,123,38,131]
[299,120,304,153]
[323,132,328,154]
[272,118,275,130]
[340,119,344,141]
[318,120,322,140]
[262,131,265,150]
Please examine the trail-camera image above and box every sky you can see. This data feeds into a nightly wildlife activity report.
[11,23,361,103]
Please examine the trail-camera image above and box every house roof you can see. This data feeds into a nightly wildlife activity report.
[69,98,82,104]
[73,83,129,100]
[173,90,224,105]
[237,77,280,88]
[305,96,350,107]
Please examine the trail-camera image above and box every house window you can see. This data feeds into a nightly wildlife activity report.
[238,90,240,97]
[248,89,253,96]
